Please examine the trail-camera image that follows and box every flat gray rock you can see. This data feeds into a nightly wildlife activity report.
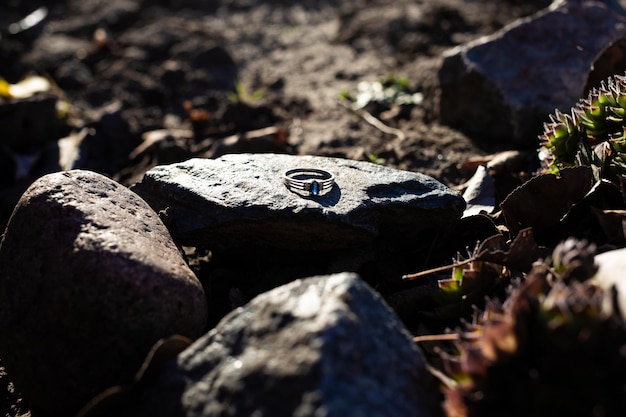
[132,153,465,252]
[0,170,208,416]
[438,0,626,146]
[123,273,440,417]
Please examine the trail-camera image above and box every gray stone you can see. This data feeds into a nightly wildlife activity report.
[132,153,465,253]
[593,247,626,321]
[0,170,208,416]
[437,0,626,146]
[127,273,441,417]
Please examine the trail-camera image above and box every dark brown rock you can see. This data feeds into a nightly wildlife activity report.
[0,170,208,416]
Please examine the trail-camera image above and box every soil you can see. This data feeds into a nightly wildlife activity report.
[0,0,557,233]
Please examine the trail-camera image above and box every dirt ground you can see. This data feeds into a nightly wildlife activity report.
[229,0,556,180]
[207,0,553,184]
[183,0,553,185]
[0,0,555,215]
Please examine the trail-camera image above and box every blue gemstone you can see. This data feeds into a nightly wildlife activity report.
[310,180,320,195]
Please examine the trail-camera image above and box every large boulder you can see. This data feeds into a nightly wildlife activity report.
[0,170,208,416]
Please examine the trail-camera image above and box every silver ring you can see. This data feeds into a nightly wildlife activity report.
[283,168,335,196]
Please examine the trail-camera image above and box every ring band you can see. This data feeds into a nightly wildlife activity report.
[283,168,335,196]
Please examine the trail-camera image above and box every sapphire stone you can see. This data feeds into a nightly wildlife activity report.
[310,180,320,195]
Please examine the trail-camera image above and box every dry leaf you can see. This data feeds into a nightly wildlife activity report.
[3,75,51,99]
[462,165,496,217]
[501,166,594,245]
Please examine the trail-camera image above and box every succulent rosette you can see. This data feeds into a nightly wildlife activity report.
[440,239,626,417]
[540,74,626,181]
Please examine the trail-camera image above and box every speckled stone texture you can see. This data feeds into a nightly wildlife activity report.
[132,153,466,253]
[125,273,441,417]
[0,170,208,416]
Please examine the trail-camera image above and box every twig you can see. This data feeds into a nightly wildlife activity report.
[402,257,475,280]
[426,365,458,389]
[413,333,460,343]
[340,100,406,141]
[355,108,406,141]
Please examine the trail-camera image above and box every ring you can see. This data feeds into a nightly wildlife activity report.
[283,168,335,196]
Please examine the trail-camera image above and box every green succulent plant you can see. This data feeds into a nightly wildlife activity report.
[540,74,626,181]
[439,239,626,417]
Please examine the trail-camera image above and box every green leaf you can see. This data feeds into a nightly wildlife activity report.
[438,278,461,293]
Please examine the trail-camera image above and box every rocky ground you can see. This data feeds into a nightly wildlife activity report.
[0,0,555,233]
[5,0,626,416]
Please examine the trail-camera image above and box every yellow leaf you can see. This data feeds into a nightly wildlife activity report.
[0,79,11,98]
